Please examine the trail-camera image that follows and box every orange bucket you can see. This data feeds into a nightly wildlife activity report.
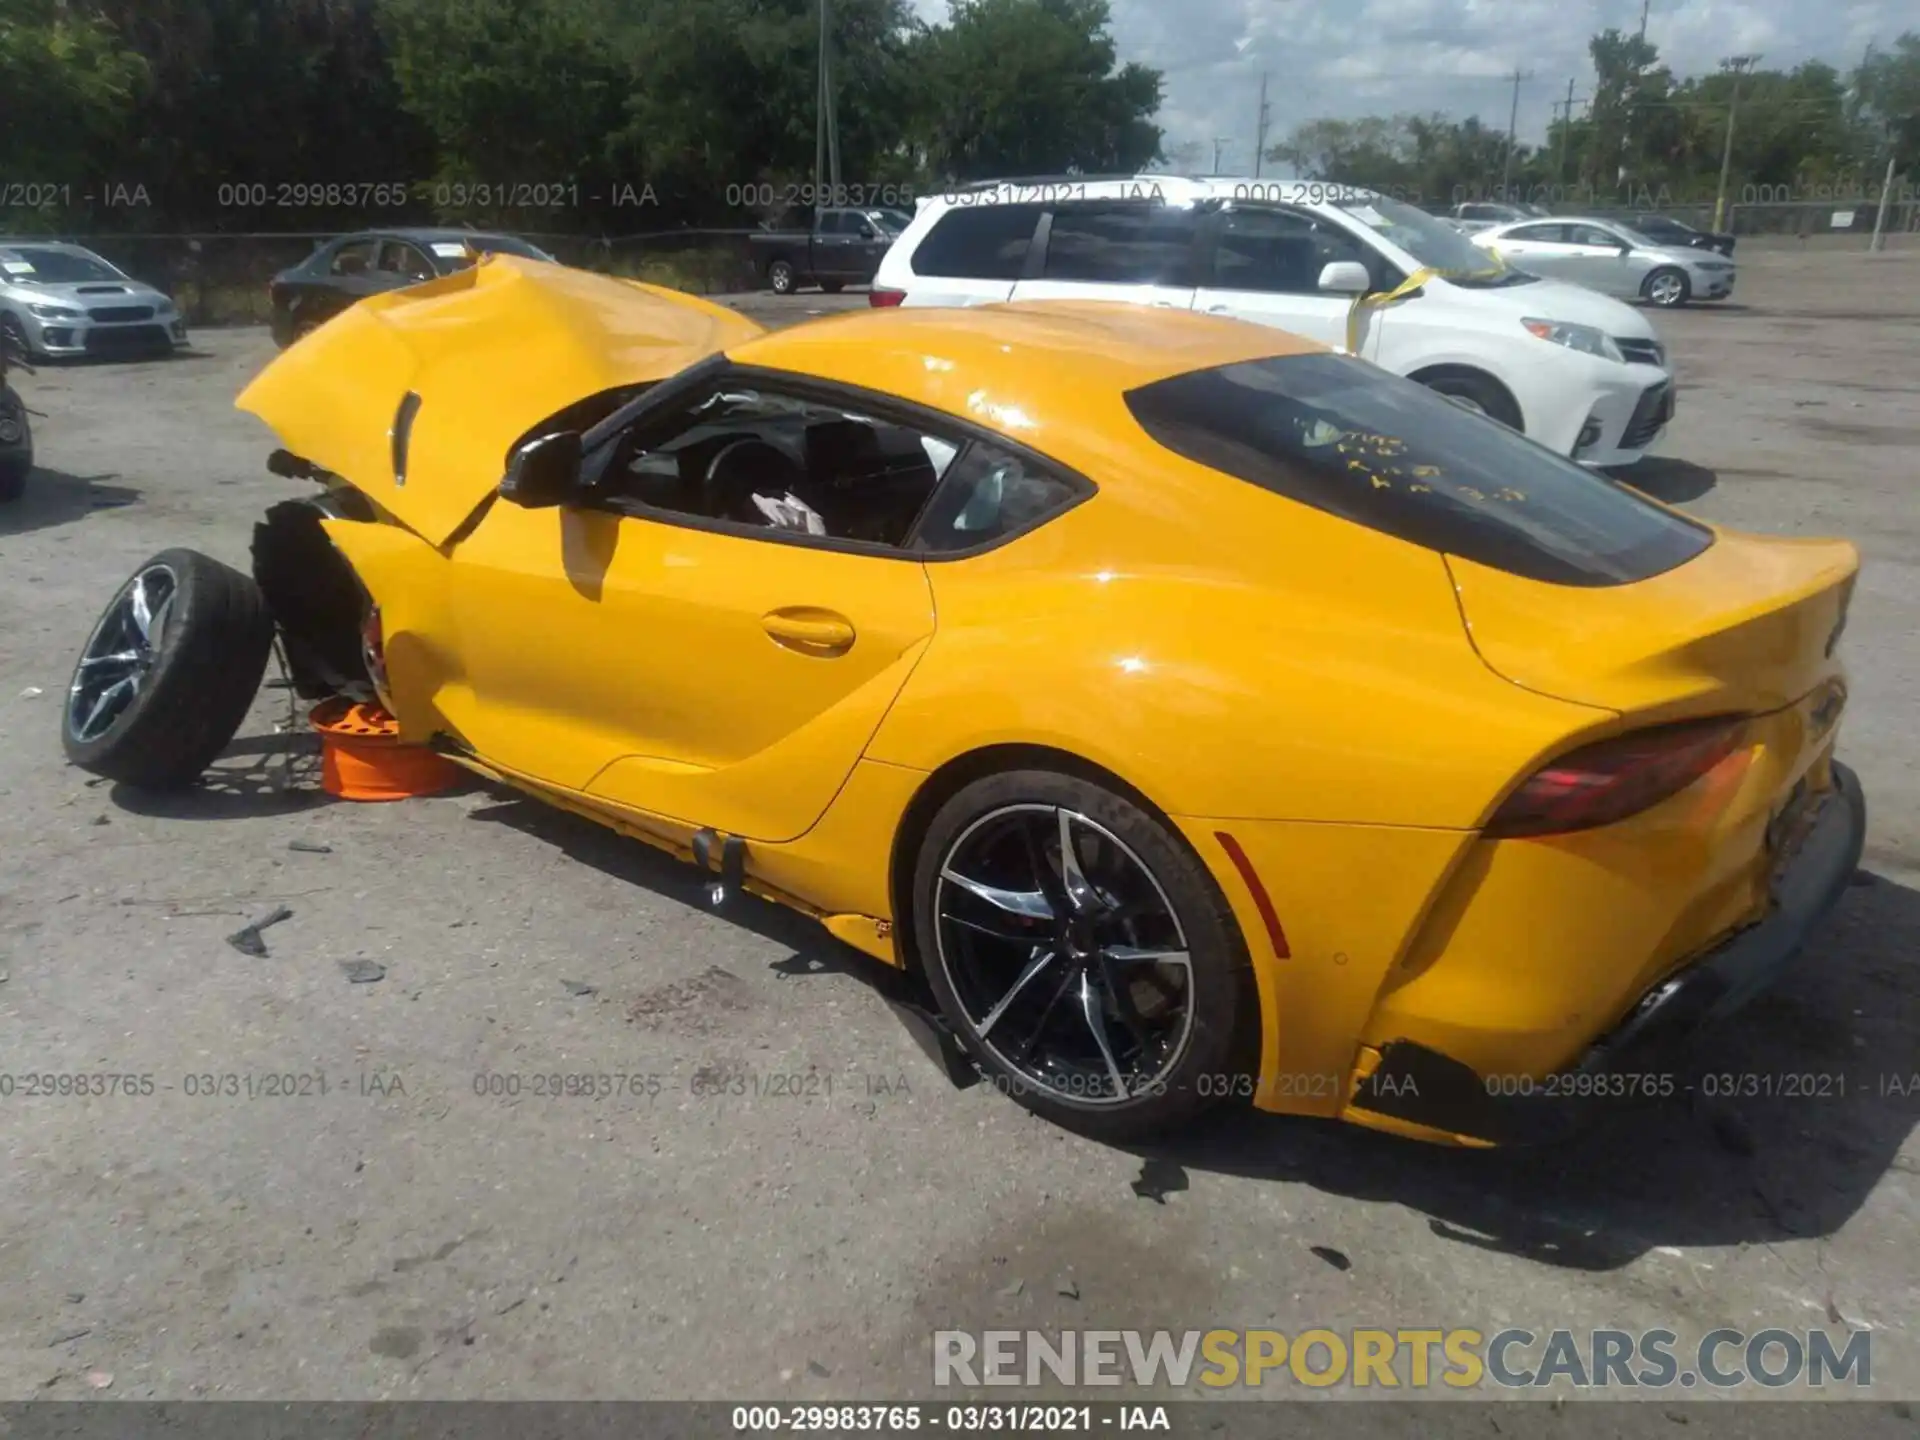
[308,698,462,802]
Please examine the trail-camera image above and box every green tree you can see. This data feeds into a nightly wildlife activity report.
[0,0,147,228]
[906,0,1162,180]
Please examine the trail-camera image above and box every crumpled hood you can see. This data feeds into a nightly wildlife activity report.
[236,255,765,548]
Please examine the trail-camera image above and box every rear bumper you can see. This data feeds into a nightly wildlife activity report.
[1345,760,1866,1146]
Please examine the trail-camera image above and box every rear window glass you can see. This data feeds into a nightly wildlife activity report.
[910,203,1045,280]
[1124,353,1711,586]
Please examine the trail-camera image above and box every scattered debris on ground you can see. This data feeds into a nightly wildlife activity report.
[225,904,294,958]
[340,960,386,984]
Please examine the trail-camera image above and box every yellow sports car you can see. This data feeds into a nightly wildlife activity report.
[60,256,1866,1146]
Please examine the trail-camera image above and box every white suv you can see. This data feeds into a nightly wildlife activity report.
[871,177,1676,467]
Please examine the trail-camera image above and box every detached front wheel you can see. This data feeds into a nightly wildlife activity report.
[61,548,274,789]
[912,770,1256,1142]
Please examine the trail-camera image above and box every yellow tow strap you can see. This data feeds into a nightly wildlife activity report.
[1344,267,1435,357]
[1343,248,1511,357]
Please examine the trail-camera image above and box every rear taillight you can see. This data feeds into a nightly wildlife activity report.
[1484,717,1748,838]
[869,287,906,307]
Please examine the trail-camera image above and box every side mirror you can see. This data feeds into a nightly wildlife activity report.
[499,430,583,508]
[1317,260,1372,294]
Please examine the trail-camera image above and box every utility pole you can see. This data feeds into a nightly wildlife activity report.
[1711,54,1760,233]
[1620,0,1651,188]
[1870,150,1899,252]
[1500,68,1532,199]
[1253,73,1271,178]
[1212,137,1235,174]
[1556,76,1576,181]
[816,0,841,201]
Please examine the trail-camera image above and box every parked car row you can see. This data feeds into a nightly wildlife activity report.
[870,177,1682,467]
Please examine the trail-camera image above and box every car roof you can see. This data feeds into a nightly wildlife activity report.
[0,239,102,255]
[726,301,1319,448]
[330,228,529,245]
[925,175,1390,209]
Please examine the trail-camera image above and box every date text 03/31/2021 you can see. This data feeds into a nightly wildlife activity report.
[730,1405,1169,1432]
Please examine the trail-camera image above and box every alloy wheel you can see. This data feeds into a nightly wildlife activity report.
[67,561,176,743]
[932,804,1195,1106]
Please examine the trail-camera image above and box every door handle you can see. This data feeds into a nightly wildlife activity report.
[761,607,855,656]
[1205,304,1230,313]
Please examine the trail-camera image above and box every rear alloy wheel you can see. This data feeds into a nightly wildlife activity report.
[913,770,1254,1141]
[767,260,797,294]
[61,548,274,789]
[1642,266,1690,308]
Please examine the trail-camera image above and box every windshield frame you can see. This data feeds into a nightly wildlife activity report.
[0,245,129,284]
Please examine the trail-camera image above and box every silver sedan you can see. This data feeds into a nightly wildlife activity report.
[1470,216,1736,308]
[0,241,188,359]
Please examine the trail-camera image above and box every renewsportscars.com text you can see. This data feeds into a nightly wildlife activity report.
[933,1327,1871,1390]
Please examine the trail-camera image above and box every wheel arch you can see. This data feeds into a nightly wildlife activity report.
[250,490,377,700]
[1407,363,1527,433]
[884,740,1268,1100]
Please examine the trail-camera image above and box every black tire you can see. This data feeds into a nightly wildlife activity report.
[767,260,797,294]
[1642,266,1690,308]
[61,548,275,789]
[912,768,1256,1142]
[0,456,26,503]
[1,312,35,363]
[1417,368,1524,431]
[820,280,845,294]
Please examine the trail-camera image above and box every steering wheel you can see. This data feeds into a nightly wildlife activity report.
[702,438,806,525]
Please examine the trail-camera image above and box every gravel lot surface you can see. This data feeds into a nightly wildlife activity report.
[1,258,1917,1416]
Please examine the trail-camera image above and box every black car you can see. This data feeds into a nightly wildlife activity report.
[1627,214,1736,257]
[268,229,557,346]
[749,207,914,293]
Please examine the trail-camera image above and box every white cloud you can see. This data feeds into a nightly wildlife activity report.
[905,0,1901,172]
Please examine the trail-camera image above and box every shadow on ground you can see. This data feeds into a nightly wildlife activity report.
[1611,455,1718,504]
[109,730,336,819]
[468,790,1918,1273]
[0,469,142,535]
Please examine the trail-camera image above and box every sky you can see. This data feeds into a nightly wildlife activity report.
[908,0,1901,172]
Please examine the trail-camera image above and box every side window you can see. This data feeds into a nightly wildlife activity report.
[1568,224,1620,248]
[818,212,847,235]
[1041,202,1199,286]
[1211,207,1387,294]
[377,242,435,281]
[914,441,1083,553]
[329,240,378,276]
[1507,223,1568,243]
[596,385,948,550]
[909,203,1044,279]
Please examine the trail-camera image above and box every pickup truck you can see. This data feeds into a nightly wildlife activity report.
[750,207,914,294]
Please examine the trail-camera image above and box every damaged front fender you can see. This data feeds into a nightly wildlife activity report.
[237,256,764,548]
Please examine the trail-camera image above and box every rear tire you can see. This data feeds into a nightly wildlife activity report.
[912,768,1256,1142]
[0,458,26,503]
[61,548,275,789]
[767,260,797,294]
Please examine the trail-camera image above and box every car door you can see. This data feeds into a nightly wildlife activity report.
[1481,222,1574,277]
[1190,204,1397,356]
[846,211,892,283]
[444,376,942,844]
[1561,223,1638,296]
[1010,199,1200,310]
[810,208,848,282]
